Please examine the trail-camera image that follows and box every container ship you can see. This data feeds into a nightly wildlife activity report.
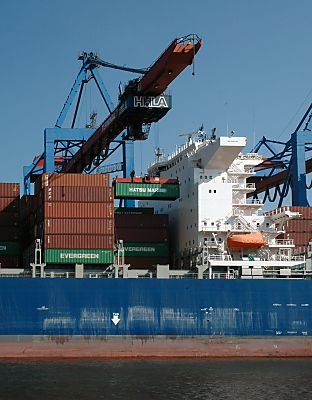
[0,129,312,358]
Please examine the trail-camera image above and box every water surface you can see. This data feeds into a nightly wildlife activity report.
[0,358,311,399]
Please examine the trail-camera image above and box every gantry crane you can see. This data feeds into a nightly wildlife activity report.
[23,34,202,201]
[247,103,312,207]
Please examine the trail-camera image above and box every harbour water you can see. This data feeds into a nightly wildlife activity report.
[0,359,311,399]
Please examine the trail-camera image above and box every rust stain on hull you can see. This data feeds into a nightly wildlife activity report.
[0,336,312,358]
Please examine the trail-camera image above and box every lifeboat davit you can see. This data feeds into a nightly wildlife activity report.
[227,232,265,249]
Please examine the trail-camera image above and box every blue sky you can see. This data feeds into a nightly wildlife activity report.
[1,0,312,190]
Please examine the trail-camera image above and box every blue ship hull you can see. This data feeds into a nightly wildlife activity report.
[0,278,312,357]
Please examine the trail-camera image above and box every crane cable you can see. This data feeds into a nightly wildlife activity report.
[264,183,290,203]
[276,87,312,140]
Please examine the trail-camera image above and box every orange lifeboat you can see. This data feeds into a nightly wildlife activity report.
[227,232,266,249]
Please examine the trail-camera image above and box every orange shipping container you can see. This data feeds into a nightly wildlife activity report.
[44,202,114,219]
[44,218,114,235]
[40,186,113,203]
[44,234,114,249]
[35,173,109,193]
[0,197,19,212]
[115,214,168,228]
[115,227,169,243]
[0,183,20,198]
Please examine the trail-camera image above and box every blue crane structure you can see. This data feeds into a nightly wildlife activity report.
[247,103,312,207]
[23,34,202,208]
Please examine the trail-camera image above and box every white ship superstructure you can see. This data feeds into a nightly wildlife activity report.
[141,130,306,279]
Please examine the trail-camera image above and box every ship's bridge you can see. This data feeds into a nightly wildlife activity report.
[194,137,247,170]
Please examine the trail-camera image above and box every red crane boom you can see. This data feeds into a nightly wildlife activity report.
[63,34,202,173]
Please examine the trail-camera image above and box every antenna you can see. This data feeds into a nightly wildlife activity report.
[155,147,164,163]
[86,111,97,128]
[178,131,193,144]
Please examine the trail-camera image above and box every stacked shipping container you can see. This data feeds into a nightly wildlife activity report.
[0,183,20,268]
[280,206,312,254]
[21,174,115,266]
[115,211,170,269]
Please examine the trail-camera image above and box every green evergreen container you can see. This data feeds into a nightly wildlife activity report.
[0,241,20,256]
[114,183,180,200]
[123,243,169,257]
[45,249,114,264]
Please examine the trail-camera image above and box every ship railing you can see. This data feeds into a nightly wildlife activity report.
[228,165,255,175]
[262,269,312,278]
[227,178,238,184]
[206,254,232,261]
[227,164,242,174]
[200,223,229,232]
[167,143,189,161]
[238,153,262,160]
[43,272,76,278]
[265,206,292,217]
[270,255,305,262]
[231,223,250,232]
[0,273,31,278]
[202,272,235,279]
[169,272,198,279]
[232,208,264,217]
[169,271,236,280]
[233,199,263,205]
[230,182,256,190]
[269,239,294,246]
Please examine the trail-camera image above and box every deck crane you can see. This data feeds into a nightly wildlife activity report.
[23,34,202,198]
[247,102,312,207]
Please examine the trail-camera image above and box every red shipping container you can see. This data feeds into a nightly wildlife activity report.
[0,256,20,268]
[44,218,114,235]
[35,173,110,194]
[0,212,20,226]
[115,227,169,242]
[286,220,312,232]
[44,234,114,249]
[126,257,170,269]
[0,197,19,212]
[0,183,20,198]
[20,195,38,220]
[283,232,311,247]
[115,214,168,228]
[0,227,19,240]
[287,206,312,219]
[43,202,114,219]
[40,186,113,203]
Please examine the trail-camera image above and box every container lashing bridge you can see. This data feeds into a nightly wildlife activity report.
[23,34,202,208]
[247,103,312,207]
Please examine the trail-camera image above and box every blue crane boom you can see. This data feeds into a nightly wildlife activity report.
[248,103,312,206]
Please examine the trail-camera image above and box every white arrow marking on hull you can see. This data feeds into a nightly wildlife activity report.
[112,312,120,325]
